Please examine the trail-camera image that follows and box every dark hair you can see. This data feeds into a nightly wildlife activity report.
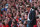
[26,4,31,8]
[36,16,39,19]
[0,20,2,22]
[27,5,31,8]
[32,6,35,9]
[18,14,21,17]
[39,12,40,14]
[1,11,3,14]
[35,7,37,10]
[13,22,15,24]
[2,22,5,25]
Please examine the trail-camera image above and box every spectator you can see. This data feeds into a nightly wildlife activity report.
[0,0,39,27]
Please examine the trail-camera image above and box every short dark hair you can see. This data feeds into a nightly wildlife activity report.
[35,7,37,10]
[27,5,31,8]
[2,22,5,25]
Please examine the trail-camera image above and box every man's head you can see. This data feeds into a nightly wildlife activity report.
[26,4,31,11]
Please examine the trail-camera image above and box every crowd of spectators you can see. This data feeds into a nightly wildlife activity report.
[0,0,40,27]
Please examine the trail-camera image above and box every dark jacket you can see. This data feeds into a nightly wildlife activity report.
[8,20,12,27]
[29,9,36,25]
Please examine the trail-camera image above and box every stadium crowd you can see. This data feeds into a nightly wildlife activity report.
[0,0,40,27]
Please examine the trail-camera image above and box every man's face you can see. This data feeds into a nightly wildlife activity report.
[26,7,31,11]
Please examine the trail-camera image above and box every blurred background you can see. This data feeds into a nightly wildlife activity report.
[0,0,40,27]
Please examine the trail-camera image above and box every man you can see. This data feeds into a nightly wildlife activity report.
[26,5,36,27]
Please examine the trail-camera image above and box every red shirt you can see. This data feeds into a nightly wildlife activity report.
[6,24,9,27]
[33,25,37,27]
[1,14,2,16]
[3,25,6,27]
[2,24,9,27]
[0,26,2,27]
[16,19,18,22]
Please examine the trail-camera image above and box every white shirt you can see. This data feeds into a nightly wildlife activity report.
[27,11,30,21]
[27,8,32,21]
[27,8,34,21]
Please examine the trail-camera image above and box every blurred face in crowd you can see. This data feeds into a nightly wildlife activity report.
[12,22,15,25]
[22,5,25,8]
[11,2,15,6]
[19,23,23,27]
[13,13,16,17]
[7,0,11,4]
[8,4,11,8]
[18,21,23,27]
[8,13,12,17]
[16,16,19,19]
[12,19,15,22]
[7,8,11,13]
[16,1,18,4]
[3,12,6,16]
[2,0,6,5]
[21,18,24,20]
[4,19,8,25]
[25,14,28,19]
[12,8,16,13]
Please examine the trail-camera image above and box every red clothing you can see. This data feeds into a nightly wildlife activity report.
[0,23,2,27]
[2,24,9,27]
[33,21,37,27]
[16,24,18,27]
[33,25,37,27]
[0,26,2,27]
[11,24,12,27]
[1,14,2,16]
[6,24,9,27]
[16,19,18,22]
[3,25,6,27]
